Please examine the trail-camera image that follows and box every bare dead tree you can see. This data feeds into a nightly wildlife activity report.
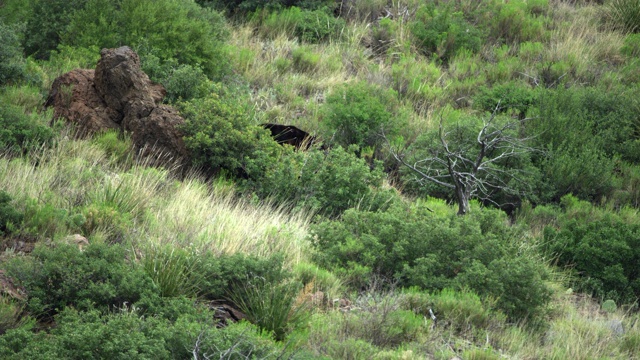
[388,105,539,215]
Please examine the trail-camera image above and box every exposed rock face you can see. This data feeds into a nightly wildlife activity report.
[45,46,187,163]
[45,69,121,136]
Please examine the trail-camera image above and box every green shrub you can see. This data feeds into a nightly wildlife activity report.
[179,87,282,180]
[198,0,334,14]
[22,0,88,60]
[63,0,230,79]
[0,191,23,237]
[258,7,345,43]
[622,33,640,57]
[542,196,640,303]
[322,81,405,153]
[292,45,321,73]
[0,103,55,155]
[248,146,386,217]
[311,202,551,320]
[21,199,85,239]
[2,243,159,320]
[0,307,286,359]
[473,81,538,118]
[410,4,482,63]
[0,23,26,85]
[528,86,640,202]
[193,252,290,301]
[486,0,547,45]
[91,130,132,164]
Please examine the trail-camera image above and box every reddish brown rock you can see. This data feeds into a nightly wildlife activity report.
[45,46,187,164]
[45,69,121,136]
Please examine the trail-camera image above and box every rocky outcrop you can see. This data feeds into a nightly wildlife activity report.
[45,46,187,163]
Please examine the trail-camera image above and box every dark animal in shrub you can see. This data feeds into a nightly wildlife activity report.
[261,123,319,150]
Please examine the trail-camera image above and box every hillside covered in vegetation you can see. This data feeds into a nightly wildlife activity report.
[1,0,640,358]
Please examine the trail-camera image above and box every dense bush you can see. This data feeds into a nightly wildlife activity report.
[410,4,482,63]
[248,146,388,217]
[473,81,538,118]
[179,87,282,180]
[321,82,405,154]
[257,7,345,43]
[192,251,290,301]
[21,0,87,59]
[2,243,159,320]
[0,308,287,359]
[62,0,230,79]
[0,103,55,154]
[540,196,640,303]
[197,0,333,14]
[527,86,640,202]
[311,201,551,320]
[0,23,26,85]
[0,191,23,237]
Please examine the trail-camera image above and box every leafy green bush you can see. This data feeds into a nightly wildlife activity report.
[527,86,640,202]
[197,0,334,14]
[91,130,132,165]
[0,307,286,360]
[258,7,345,43]
[21,200,84,239]
[21,0,88,59]
[248,146,386,216]
[0,191,23,237]
[322,81,405,153]
[63,0,230,79]
[2,243,159,320]
[178,87,282,180]
[0,103,55,155]
[0,23,26,85]
[292,46,321,73]
[311,201,551,320]
[485,0,547,45]
[473,81,538,118]
[140,53,214,103]
[541,196,640,303]
[410,4,482,63]
[193,252,290,301]
[621,33,640,57]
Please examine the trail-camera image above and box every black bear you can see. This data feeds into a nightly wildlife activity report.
[261,123,319,150]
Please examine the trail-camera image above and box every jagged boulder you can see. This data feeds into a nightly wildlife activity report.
[45,46,187,163]
[44,69,120,136]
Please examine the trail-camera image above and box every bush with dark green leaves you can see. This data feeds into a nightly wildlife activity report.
[2,243,159,320]
[197,0,333,14]
[527,86,640,203]
[410,4,482,63]
[179,87,282,180]
[0,192,23,237]
[540,195,640,303]
[0,103,55,154]
[311,201,551,320]
[192,251,291,301]
[0,23,26,85]
[473,81,539,118]
[322,82,405,154]
[257,7,345,43]
[0,307,287,360]
[248,146,388,217]
[62,0,230,79]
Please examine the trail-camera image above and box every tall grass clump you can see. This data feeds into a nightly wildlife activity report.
[605,0,640,34]
[228,277,309,341]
